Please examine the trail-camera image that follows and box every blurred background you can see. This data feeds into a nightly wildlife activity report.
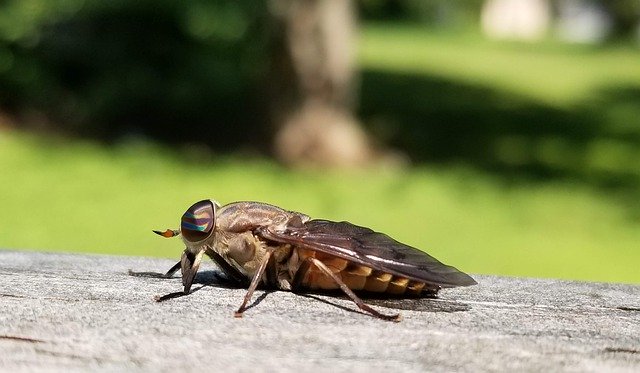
[1,0,639,284]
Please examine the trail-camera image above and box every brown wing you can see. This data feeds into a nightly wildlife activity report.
[258,219,477,288]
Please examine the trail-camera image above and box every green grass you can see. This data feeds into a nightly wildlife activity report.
[356,24,640,190]
[1,132,639,284]
[359,24,640,108]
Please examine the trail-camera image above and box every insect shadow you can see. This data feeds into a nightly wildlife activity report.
[128,269,470,313]
[299,290,471,313]
[128,269,256,303]
[365,298,471,313]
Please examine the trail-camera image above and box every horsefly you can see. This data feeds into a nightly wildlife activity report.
[143,199,476,321]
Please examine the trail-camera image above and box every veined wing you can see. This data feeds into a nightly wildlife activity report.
[258,219,477,288]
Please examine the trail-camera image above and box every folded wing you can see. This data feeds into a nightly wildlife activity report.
[259,219,477,288]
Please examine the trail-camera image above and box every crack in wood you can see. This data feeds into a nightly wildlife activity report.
[0,335,44,343]
[604,347,640,354]
[0,293,27,298]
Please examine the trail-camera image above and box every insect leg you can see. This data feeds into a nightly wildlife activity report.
[181,249,205,294]
[304,258,401,322]
[234,248,274,318]
[164,261,181,278]
[290,257,313,291]
[205,248,250,286]
[265,253,278,289]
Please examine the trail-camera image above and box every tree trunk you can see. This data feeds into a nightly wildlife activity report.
[266,0,376,168]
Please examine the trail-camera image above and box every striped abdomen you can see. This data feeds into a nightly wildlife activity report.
[290,248,438,296]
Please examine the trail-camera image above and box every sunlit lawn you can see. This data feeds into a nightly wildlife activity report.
[357,24,640,192]
[359,24,640,108]
[1,132,639,284]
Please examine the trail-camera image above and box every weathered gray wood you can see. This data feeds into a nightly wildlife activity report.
[0,250,638,372]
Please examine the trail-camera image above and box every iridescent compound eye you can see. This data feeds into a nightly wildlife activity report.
[181,200,216,242]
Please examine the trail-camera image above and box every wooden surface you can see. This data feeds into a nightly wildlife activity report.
[1,250,639,372]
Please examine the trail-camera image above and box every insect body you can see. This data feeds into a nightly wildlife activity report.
[153,200,476,321]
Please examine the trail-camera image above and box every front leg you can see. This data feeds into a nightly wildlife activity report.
[204,248,250,286]
[234,247,275,318]
[181,248,205,293]
[164,261,181,278]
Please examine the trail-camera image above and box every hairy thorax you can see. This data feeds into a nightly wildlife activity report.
[208,201,307,279]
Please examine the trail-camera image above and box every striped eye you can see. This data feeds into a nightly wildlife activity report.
[181,200,215,242]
